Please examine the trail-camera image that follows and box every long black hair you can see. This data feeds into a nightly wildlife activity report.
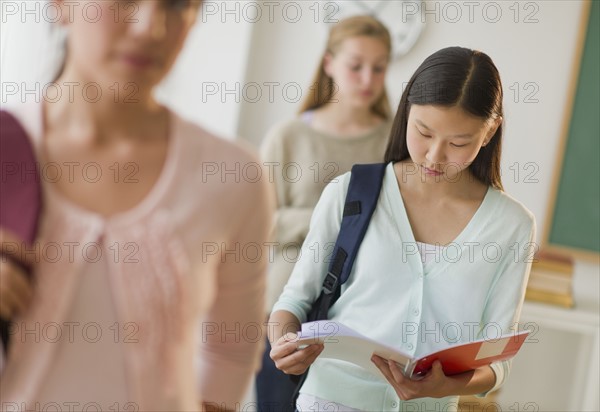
[384,46,504,190]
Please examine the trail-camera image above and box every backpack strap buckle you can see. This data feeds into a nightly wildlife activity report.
[322,271,339,294]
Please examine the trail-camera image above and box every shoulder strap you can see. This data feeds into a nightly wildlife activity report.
[0,110,41,245]
[291,162,388,404]
[308,162,387,322]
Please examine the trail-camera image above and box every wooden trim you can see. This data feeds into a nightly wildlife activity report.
[541,0,598,263]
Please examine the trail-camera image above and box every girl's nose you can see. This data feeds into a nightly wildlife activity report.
[361,68,375,87]
[426,142,447,164]
[128,1,167,40]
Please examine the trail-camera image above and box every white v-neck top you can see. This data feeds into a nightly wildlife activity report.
[273,162,536,411]
[416,241,445,266]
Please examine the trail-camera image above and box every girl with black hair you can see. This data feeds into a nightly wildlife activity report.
[269,46,535,412]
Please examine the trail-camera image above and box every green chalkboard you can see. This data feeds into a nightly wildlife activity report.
[546,1,600,258]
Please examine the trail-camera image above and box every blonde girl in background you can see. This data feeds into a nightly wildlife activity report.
[256,15,394,411]
[0,1,273,411]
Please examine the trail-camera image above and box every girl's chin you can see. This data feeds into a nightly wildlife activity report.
[348,99,376,111]
[109,69,161,88]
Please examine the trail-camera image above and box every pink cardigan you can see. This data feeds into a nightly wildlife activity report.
[0,102,274,410]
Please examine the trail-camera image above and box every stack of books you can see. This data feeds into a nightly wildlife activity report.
[525,249,575,308]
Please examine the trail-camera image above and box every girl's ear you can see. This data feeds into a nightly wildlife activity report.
[187,0,203,24]
[483,116,502,146]
[323,53,334,77]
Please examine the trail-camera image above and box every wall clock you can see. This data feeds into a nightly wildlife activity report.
[321,1,425,59]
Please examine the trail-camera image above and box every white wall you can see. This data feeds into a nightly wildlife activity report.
[1,1,592,229]
[5,1,587,229]
[237,1,331,146]
[0,6,65,99]
[155,3,255,138]
[237,0,589,248]
[0,0,254,139]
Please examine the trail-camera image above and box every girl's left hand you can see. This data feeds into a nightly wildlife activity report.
[371,355,450,400]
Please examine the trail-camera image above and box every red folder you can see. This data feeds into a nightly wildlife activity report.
[297,320,530,379]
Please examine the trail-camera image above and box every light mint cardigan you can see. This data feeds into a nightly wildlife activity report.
[273,162,536,411]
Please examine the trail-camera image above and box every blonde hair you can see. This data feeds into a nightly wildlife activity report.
[298,15,392,119]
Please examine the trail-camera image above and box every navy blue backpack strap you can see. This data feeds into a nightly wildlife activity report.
[290,162,387,406]
[307,162,387,322]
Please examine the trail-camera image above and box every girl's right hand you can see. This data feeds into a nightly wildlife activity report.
[0,230,34,320]
[270,333,324,375]
[0,259,32,320]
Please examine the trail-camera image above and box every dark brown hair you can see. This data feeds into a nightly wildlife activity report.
[384,46,504,190]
